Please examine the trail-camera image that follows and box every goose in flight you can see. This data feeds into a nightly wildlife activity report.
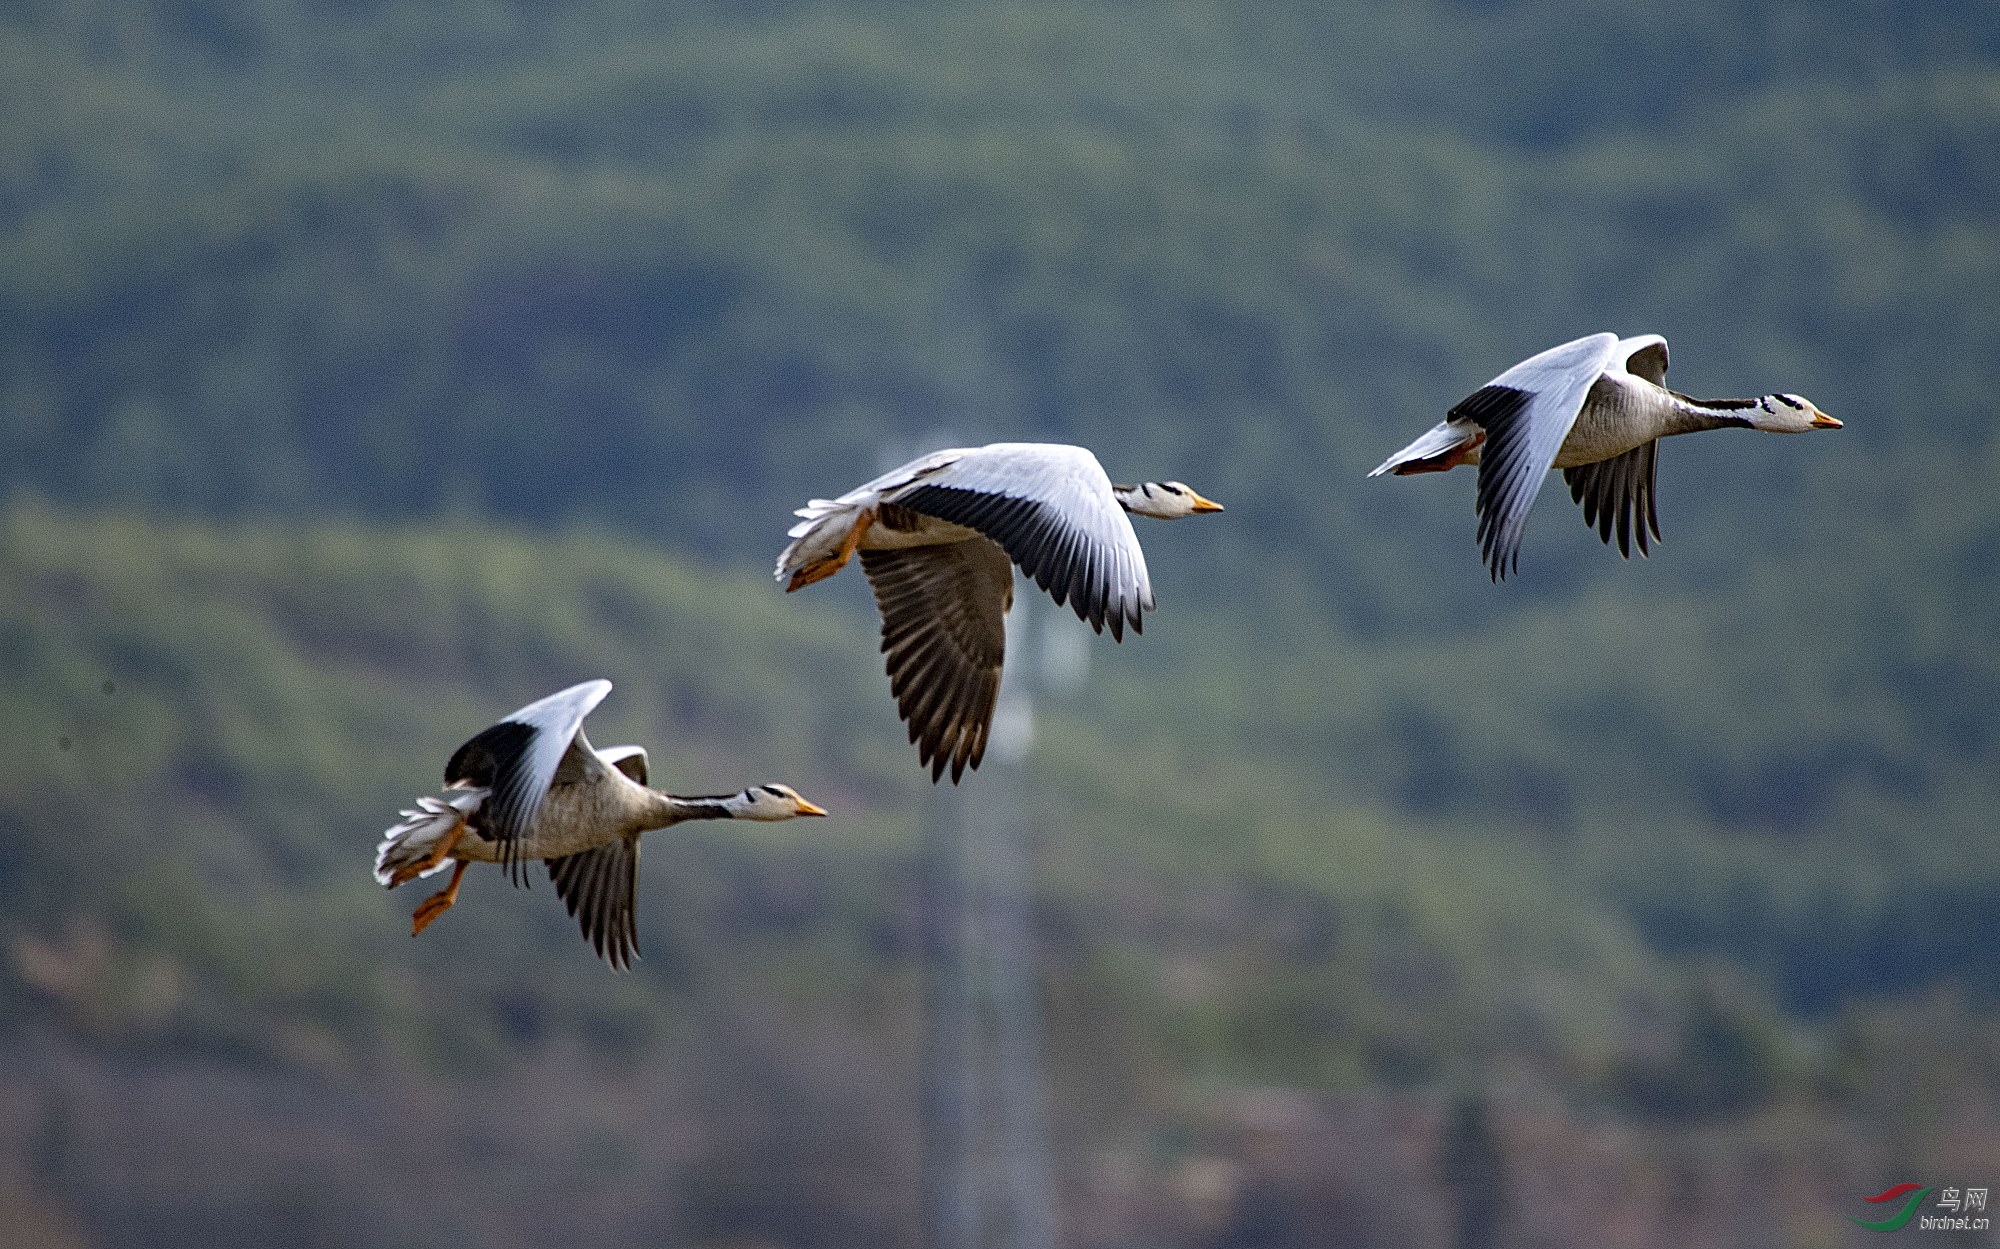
[1370,333,1840,580]
[777,442,1223,781]
[374,680,826,970]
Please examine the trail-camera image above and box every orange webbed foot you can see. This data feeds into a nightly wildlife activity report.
[786,560,844,592]
[411,860,469,936]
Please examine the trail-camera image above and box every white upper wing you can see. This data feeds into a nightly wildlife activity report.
[885,442,1154,640]
[445,678,612,883]
[786,447,971,537]
[1463,333,1622,581]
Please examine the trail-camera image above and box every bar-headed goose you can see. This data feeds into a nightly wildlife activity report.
[777,442,1223,782]
[374,679,826,970]
[1371,333,1840,580]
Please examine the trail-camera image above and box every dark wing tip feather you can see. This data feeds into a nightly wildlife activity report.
[1465,386,1540,581]
[1560,441,1664,565]
[861,545,1008,786]
[445,720,534,790]
[444,719,544,886]
[548,839,640,971]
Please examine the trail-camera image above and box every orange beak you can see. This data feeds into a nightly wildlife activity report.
[1810,409,1842,429]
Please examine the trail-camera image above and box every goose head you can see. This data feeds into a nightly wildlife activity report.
[727,784,829,821]
[1749,394,1841,433]
[1113,481,1225,519]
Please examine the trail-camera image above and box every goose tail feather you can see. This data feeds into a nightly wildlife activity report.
[374,791,485,887]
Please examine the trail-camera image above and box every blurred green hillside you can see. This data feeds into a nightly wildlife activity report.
[0,500,1660,1086]
[2,0,1997,1244]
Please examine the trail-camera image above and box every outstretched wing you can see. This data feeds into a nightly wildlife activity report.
[1563,439,1662,558]
[547,836,640,971]
[445,679,612,886]
[1466,333,1622,581]
[860,541,1012,783]
[887,443,1153,640]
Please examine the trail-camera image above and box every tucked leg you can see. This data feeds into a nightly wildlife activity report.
[386,815,466,889]
[411,860,470,936]
[1392,430,1485,475]
[786,509,875,591]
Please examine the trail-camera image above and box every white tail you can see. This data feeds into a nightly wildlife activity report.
[374,791,484,886]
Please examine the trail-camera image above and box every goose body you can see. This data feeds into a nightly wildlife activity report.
[1371,333,1840,580]
[374,680,826,969]
[776,442,1222,781]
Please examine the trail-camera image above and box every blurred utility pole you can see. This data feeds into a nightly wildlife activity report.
[1438,1092,1507,1249]
[920,598,1062,1249]
[920,769,977,1249]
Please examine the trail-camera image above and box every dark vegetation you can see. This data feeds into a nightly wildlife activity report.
[1,1,1997,1244]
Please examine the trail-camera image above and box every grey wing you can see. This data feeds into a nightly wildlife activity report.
[1466,333,1622,581]
[860,541,1012,783]
[886,442,1153,640]
[596,745,649,786]
[1563,440,1662,558]
[547,836,640,971]
[445,678,612,885]
[1619,334,1670,386]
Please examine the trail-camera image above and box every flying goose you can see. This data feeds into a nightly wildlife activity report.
[374,679,826,970]
[1370,332,1840,580]
[776,442,1223,781]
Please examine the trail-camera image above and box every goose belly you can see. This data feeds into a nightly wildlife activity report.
[1552,428,1652,469]
[454,786,634,864]
[1553,385,1664,468]
[1448,418,1651,472]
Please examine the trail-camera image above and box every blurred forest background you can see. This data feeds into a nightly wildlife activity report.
[2,1,1997,1246]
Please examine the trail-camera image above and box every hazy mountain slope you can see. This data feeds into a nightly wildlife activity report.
[0,501,1672,1088]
